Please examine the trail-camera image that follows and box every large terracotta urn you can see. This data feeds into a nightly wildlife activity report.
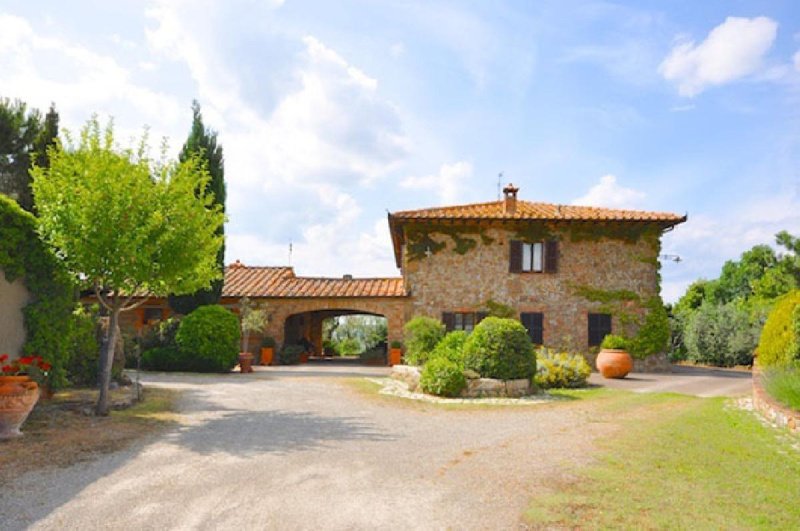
[596,349,633,379]
[0,375,40,439]
[238,353,254,373]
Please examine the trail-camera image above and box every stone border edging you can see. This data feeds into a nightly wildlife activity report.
[752,366,800,435]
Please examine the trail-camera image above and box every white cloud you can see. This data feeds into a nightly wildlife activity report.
[0,13,183,136]
[660,190,800,303]
[400,161,473,204]
[659,16,778,97]
[571,174,646,209]
[794,50,800,72]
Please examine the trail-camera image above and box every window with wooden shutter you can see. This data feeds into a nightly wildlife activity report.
[442,312,455,332]
[509,240,522,273]
[476,312,488,323]
[545,240,558,273]
[588,313,612,347]
[520,312,544,345]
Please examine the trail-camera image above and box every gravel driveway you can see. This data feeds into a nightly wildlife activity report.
[0,363,750,530]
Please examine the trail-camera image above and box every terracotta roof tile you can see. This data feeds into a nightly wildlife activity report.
[222,265,406,298]
[390,199,685,223]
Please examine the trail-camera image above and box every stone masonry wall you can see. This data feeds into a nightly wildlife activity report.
[403,225,661,354]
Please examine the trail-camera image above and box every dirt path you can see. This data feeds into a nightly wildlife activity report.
[1,371,650,530]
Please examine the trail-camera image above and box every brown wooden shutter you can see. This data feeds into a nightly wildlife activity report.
[545,240,559,273]
[509,240,522,273]
[442,312,455,332]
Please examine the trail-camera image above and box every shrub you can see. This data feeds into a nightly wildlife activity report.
[462,317,536,380]
[261,336,276,348]
[430,331,468,367]
[390,340,403,349]
[534,348,591,389]
[279,345,304,365]
[174,305,240,372]
[403,316,445,366]
[141,347,183,371]
[600,334,629,350]
[764,363,800,411]
[140,317,182,352]
[420,357,466,397]
[684,302,761,367]
[66,305,101,386]
[336,337,362,356]
[758,290,800,367]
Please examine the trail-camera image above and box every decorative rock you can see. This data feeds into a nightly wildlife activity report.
[390,365,421,392]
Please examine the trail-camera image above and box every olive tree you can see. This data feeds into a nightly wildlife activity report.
[32,119,224,415]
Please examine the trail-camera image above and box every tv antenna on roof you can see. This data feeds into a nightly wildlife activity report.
[288,241,293,266]
[497,172,504,200]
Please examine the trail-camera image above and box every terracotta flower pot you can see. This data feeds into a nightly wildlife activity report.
[260,347,274,366]
[299,352,309,364]
[0,375,40,439]
[388,348,402,366]
[596,349,633,379]
[238,352,254,374]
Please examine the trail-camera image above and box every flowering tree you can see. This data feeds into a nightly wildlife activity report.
[32,119,224,415]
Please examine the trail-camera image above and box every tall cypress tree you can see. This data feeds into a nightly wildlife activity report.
[34,103,59,170]
[168,101,226,315]
[0,98,44,212]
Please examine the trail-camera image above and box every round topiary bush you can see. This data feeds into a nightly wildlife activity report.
[420,357,466,397]
[429,330,468,367]
[534,348,591,389]
[462,317,535,380]
[174,305,240,372]
[758,290,800,367]
[279,345,304,365]
[403,316,445,366]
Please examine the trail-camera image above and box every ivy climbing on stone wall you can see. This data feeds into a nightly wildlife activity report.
[0,194,75,389]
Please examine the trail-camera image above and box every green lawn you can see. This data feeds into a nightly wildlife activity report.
[524,391,800,529]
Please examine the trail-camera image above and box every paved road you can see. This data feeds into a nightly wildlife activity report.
[589,364,753,397]
[0,363,752,530]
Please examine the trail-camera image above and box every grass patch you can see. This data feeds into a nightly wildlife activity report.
[0,386,179,483]
[524,393,800,528]
[764,365,800,411]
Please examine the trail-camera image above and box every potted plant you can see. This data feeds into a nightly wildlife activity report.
[389,340,403,366]
[596,334,633,379]
[322,339,336,358]
[0,354,49,439]
[238,297,269,373]
[260,336,276,366]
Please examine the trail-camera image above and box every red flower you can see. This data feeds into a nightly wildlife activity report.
[0,354,8,362]
[18,356,33,365]
[41,363,52,371]
[1,365,13,374]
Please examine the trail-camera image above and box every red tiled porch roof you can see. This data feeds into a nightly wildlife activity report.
[222,263,406,298]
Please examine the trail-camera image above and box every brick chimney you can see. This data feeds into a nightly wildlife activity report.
[502,183,519,215]
[230,259,245,269]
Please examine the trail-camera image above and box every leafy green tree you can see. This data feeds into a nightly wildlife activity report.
[169,101,226,314]
[0,98,43,211]
[711,245,780,304]
[33,103,59,171]
[32,118,224,415]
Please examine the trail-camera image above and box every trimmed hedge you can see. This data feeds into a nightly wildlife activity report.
[141,347,183,372]
[758,290,800,367]
[462,317,536,380]
[403,316,445,366]
[420,357,466,397]
[174,305,240,372]
[534,348,591,389]
[279,345,304,365]
[430,331,468,367]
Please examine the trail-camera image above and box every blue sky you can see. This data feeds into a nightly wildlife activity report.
[1,1,798,301]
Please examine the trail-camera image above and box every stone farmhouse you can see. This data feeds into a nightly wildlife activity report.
[118,185,685,364]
